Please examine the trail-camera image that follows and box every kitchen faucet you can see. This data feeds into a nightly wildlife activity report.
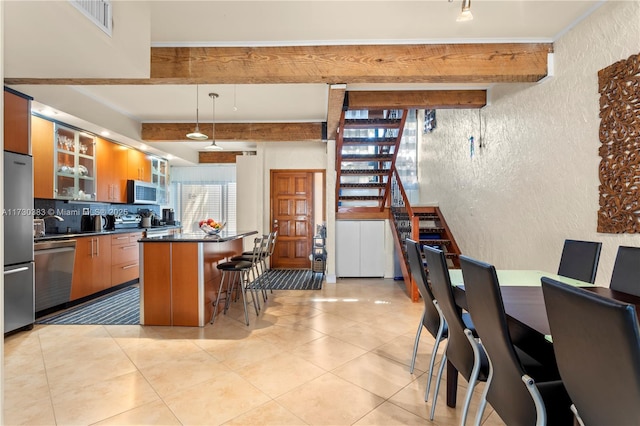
[42,214,64,222]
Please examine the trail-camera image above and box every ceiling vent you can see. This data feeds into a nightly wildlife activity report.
[69,0,112,37]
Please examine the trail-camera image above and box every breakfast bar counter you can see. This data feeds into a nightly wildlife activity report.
[139,230,258,326]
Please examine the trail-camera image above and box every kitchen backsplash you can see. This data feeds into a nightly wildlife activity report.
[34,199,161,234]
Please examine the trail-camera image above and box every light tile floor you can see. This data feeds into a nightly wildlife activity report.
[4,278,507,425]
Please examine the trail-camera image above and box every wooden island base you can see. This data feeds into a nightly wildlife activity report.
[139,231,257,326]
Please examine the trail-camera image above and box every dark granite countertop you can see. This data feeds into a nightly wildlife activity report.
[139,230,257,243]
[34,225,182,243]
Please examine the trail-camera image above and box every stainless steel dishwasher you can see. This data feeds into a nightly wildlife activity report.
[34,240,77,314]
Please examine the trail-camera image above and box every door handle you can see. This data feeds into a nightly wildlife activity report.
[4,267,29,275]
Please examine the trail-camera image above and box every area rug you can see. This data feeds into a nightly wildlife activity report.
[37,286,139,326]
[260,269,324,290]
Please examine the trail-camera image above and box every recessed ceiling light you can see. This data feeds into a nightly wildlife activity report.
[100,131,110,137]
[40,108,57,116]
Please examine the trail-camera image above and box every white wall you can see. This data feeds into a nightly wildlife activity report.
[4,1,150,79]
[237,155,260,252]
[419,1,640,287]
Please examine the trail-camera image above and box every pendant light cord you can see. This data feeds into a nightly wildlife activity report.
[195,85,200,131]
[212,93,216,141]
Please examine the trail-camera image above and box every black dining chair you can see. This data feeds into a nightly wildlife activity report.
[423,246,489,425]
[541,276,640,426]
[609,245,640,296]
[556,239,602,283]
[406,239,447,402]
[459,255,574,426]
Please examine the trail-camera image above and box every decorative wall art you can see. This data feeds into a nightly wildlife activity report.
[424,109,437,133]
[597,53,640,233]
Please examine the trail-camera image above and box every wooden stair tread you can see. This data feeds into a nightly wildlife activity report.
[416,213,439,219]
[340,183,387,188]
[343,118,402,129]
[422,239,451,245]
[420,227,446,233]
[339,195,384,201]
[340,169,390,175]
[343,138,397,145]
[341,154,394,161]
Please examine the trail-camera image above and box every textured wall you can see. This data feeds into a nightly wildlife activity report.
[419,1,640,287]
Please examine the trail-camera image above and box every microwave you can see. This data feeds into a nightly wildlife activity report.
[127,180,158,204]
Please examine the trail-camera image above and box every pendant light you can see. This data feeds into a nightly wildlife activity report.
[456,0,473,22]
[186,85,208,140]
[204,92,223,151]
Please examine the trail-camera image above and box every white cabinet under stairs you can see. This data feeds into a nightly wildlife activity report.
[336,220,385,277]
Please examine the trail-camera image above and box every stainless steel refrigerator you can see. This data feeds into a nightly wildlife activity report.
[4,151,35,333]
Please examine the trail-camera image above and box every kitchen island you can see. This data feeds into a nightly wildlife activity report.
[139,230,258,326]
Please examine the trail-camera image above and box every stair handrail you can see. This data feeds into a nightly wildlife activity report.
[389,167,421,301]
[391,165,414,219]
[379,110,409,211]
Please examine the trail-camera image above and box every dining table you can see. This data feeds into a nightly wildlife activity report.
[442,269,640,408]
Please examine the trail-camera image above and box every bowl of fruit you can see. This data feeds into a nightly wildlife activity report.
[199,219,225,235]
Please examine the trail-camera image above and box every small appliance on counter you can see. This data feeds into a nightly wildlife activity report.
[162,208,176,225]
[33,218,45,237]
[104,214,116,231]
[93,215,105,231]
[114,214,141,229]
[81,214,93,232]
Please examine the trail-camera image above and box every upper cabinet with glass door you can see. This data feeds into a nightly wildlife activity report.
[54,124,96,201]
[151,157,169,205]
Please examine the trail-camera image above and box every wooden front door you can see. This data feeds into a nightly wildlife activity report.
[270,171,314,269]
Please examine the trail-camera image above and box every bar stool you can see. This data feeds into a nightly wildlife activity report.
[232,235,271,303]
[262,231,278,292]
[211,238,263,325]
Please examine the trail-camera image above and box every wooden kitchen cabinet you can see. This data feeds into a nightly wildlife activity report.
[97,138,128,202]
[32,115,55,199]
[151,157,169,204]
[54,124,96,200]
[127,149,151,182]
[4,88,32,155]
[70,235,112,300]
[111,232,142,286]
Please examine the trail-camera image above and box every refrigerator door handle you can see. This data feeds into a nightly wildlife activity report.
[4,266,30,275]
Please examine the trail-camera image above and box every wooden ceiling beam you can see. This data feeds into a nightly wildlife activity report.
[326,84,347,141]
[198,151,246,164]
[142,88,486,141]
[5,43,553,85]
[142,122,325,142]
[346,90,487,110]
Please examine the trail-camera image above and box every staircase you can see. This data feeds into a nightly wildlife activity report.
[389,173,462,302]
[334,105,461,302]
[336,109,408,215]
